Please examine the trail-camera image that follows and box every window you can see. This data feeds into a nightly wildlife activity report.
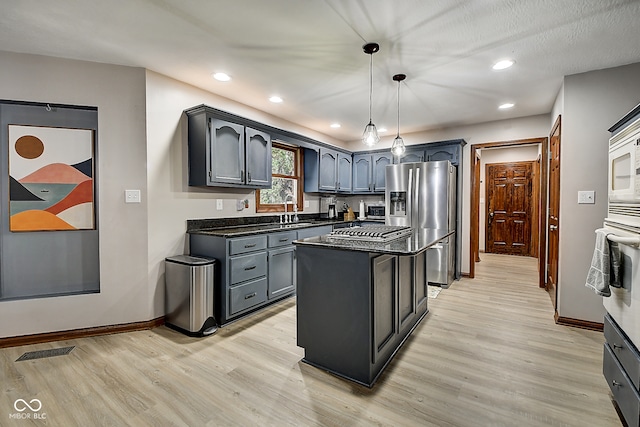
[255,143,304,213]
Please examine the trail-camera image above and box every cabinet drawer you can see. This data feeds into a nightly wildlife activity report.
[604,344,640,427]
[229,252,267,284]
[605,314,640,390]
[296,225,332,240]
[230,277,268,315]
[229,235,267,255]
[268,231,297,248]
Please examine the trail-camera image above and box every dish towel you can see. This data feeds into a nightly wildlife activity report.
[585,229,623,297]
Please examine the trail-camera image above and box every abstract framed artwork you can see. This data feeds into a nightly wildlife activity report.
[8,124,95,232]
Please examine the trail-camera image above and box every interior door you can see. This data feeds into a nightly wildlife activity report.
[486,162,534,256]
[547,116,561,309]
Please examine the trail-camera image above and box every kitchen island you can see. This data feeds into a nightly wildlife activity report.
[294,228,452,387]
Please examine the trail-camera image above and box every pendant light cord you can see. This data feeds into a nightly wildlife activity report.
[368,53,373,123]
[396,80,400,137]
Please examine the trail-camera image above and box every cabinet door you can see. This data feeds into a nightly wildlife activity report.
[426,145,458,165]
[268,246,296,299]
[245,128,272,187]
[209,119,245,185]
[397,149,424,164]
[372,153,392,192]
[398,256,417,332]
[353,154,372,193]
[319,149,338,191]
[337,153,353,192]
[372,254,397,363]
[415,251,428,312]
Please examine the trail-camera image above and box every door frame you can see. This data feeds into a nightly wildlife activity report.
[469,137,548,282]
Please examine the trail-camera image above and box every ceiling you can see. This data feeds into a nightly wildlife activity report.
[2,0,640,143]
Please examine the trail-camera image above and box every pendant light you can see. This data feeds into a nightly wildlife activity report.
[391,73,407,156]
[362,42,380,147]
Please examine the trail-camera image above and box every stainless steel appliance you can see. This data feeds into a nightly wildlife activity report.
[321,196,337,219]
[385,160,456,286]
[367,205,385,219]
[329,225,412,242]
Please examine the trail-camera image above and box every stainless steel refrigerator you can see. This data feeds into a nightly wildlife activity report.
[385,160,456,286]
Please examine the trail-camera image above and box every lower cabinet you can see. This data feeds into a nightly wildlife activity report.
[296,245,428,387]
[603,314,640,427]
[189,225,333,326]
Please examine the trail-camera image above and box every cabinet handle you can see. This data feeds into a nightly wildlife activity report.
[279,238,289,242]
[244,244,257,248]
[612,380,621,387]
[241,169,245,181]
[245,292,257,300]
[613,343,623,350]
[244,265,256,271]
[248,171,252,182]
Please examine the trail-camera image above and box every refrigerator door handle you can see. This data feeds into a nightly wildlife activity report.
[415,167,420,229]
[407,168,413,225]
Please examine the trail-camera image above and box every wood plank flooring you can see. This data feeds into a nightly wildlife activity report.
[0,253,621,426]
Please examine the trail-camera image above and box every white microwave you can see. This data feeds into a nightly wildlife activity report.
[607,112,640,228]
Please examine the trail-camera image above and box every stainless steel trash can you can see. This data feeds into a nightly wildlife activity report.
[165,255,217,336]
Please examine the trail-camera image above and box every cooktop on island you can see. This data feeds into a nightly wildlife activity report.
[328,225,413,242]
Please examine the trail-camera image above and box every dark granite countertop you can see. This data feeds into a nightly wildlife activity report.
[293,228,454,256]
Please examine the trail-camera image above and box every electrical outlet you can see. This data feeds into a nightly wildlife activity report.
[125,189,141,203]
[216,199,223,210]
[304,200,310,208]
[578,190,595,204]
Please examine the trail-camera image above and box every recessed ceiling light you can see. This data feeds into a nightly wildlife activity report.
[330,123,341,128]
[212,72,231,81]
[269,96,283,103]
[499,103,515,109]
[378,127,387,133]
[492,59,515,70]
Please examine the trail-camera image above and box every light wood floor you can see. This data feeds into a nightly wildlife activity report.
[1,253,621,426]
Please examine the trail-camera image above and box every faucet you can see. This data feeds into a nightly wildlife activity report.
[283,194,295,224]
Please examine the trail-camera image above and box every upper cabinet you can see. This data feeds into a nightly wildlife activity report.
[396,149,425,164]
[305,148,352,193]
[186,108,271,189]
[425,144,459,165]
[353,152,392,194]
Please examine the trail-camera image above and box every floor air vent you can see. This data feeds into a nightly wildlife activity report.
[15,346,75,362]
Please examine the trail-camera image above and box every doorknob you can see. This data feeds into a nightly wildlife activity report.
[488,211,494,225]
[550,224,558,231]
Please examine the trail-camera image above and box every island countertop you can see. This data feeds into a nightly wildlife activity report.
[293,227,453,256]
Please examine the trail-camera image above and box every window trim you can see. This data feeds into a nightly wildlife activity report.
[255,142,304,213]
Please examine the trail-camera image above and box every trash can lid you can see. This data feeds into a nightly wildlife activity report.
[165,255,216,266]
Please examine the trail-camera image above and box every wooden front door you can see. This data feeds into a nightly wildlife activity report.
[547,116,561,310]
[486,162,534,256]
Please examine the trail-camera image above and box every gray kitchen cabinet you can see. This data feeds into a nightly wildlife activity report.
[396,149,425,164]
[296,225,332,239]
[426,144,459,165]
[353,152,392,194]
[186,107,271,189]
[268,231,297,300]
[304,148,352,193]
[296,245,428,386]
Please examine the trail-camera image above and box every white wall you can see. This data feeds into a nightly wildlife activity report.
[347,114,550,274]
[479,145,540,251]
[0,51,149,338]
[557,62,640,323]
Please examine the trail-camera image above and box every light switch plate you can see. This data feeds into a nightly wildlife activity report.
[216,199,223,210]
[578,190,595,204]
[304,200,310,208]
[125,189,141,203]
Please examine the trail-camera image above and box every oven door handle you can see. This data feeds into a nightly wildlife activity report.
[603,231,640,248]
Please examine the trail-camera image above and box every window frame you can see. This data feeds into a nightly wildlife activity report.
[255,142,304,213]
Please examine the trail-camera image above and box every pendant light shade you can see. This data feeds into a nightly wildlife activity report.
[391,73,406,156]
[362,43,380,147]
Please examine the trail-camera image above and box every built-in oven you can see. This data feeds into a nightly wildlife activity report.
[601,222,640,349]
[608,107,640,229]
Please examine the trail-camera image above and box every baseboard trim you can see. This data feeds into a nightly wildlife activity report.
[0,317,165,349]
[554,312,603,332]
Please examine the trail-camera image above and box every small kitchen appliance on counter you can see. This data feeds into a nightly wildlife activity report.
[321,196,338,219]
